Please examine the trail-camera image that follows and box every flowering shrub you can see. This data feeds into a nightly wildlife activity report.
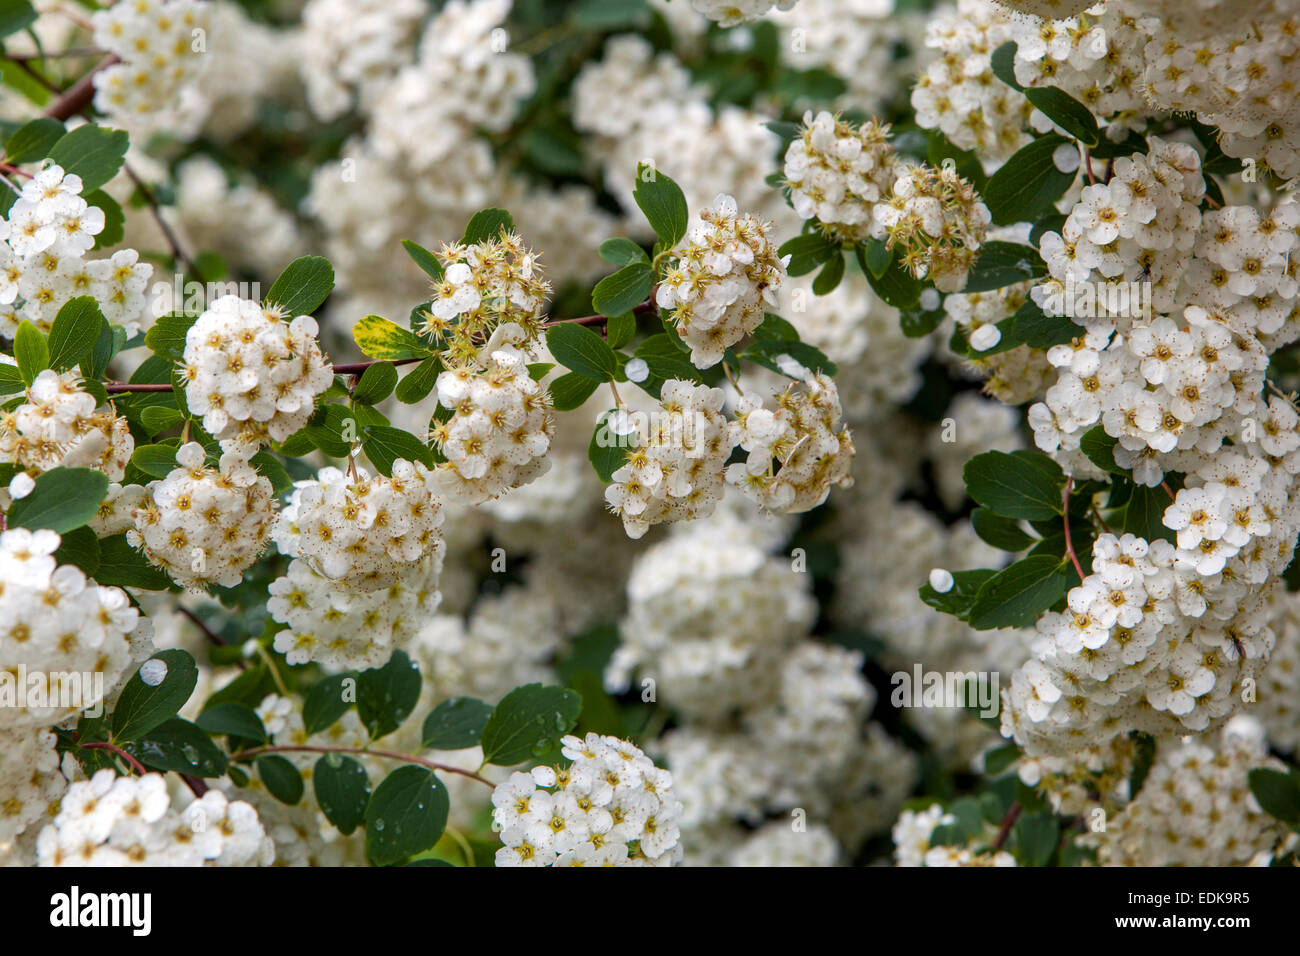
[0,0,1298,872]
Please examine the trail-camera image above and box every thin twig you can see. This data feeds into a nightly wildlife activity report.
[124,161,200,279]
[1063,478,1085,580]
[42,54,117,121]
[233,744,496,787]
[994,801,1021,850]
[81,741,148,776]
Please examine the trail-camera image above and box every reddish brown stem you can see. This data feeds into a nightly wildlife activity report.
[1063,478,1085,581]
[42,54,117,120]
[81,741,148,776]
[234,744,495,787]
[994,801,1021,850]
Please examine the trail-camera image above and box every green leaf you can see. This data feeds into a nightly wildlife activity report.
[971,508,1036,551]
[633,165,689,249]
[1012,812,1060,866]
[401,239,444,281]
[755,313,799,341]
[991,41,1023,91]
[352,362,398,405]
[546,322,618,382]
[598,237,649,268]
[983,135,1077,227]
[8,466,108,533]
[130,443,179,479]
[139,405,185,435]
[53,525,100,576]
[14,320,47,385]
[302,673,357,736]
[422,697,493,750]
[361,425,435,477]
[588,409,632,484]
[87,189,124,249]
[94,534,171,590]
[860,238,893,278]
[963,450,1065,521]
[125,718,227,778]
[480,683,583,766]
[195,702,267,742]
[963,242,1046,293]
[968,555,1073,629]
[606,312,637,350]
[258,755,304,805]
[365,766,450,866]
[1247,768,1300,826]
[461,208,514,245]
[1079,425,1122,474]
[47,124,129,192]
[780,231,838,277]
[111,649,199,742]
[592,262,654,318]
[1010,298,1084,349]
[3,116,63,164]
[918,568,996,621]
[145,312,198,363]
[812,251,845,295]
[1024,87,1100,148]
[549,370,600,411]
[353,314,434,361]
[395,355,442,404]
[1119,480,1175,543]
[301,403,355,457]
[853,244,922,309]
[265,256,334,316]
[0,364,24,396]
[314,755,371,835]
[356,650,421,740]
[631,334,703,398]
[741,337,838,377]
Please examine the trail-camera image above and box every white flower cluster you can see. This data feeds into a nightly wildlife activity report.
[604,380,733,539]
[268,555,442,670]
[728,371,855,513]
[0,528,140,729]
[128,443,277,590]
[273,461,445,591]
[1093,718,1283,866]
[996,146,1300,760]
[491,733,683,867]
[768,0,922,119]
[1007,2,1156,141]
[1029,141,1298,478]
[876,163,992,292]
[571,36,795,241]
[689,0,798,26]
[1145,10,1300,179]
[369,0,534,172]
[299,0,425,121]
[0,167,152,336]
[912,0,1029,159]
[182,295,334,455]
[429,328,554,504]
[607,515,816,720]
[656,194,788,369]
[0,727,65,846]
[91,0,212,137]
[892,803,953,866]
[421,231,552,360]
[783,111,900,243]
[37,770,273,867]
[726,821,840,866]
[0,370,133,481]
